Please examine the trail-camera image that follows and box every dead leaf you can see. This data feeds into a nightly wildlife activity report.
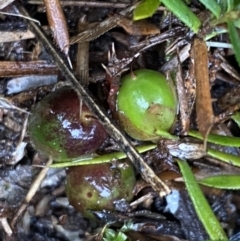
[117,18,160,35]
[193,38,214,148]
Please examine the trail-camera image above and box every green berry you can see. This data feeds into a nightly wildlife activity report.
[28,87,108,162]
[116,69,178,141]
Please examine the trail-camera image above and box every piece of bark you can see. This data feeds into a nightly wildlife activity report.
[193,38,214,147]
[0,61,58,77]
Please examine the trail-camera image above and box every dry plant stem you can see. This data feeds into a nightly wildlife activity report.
[11,158,53,227]
[43,0,69,56]
[131,26,186,51]
[0,97,30,113]
[0,61,57,77]
[214,104,240,124]
[176,50,189,134]
[70,15,120,44]
[0,29,35,43]
[76,17,89,86]
[193,38,214,148]
[27,0,128,8]
[217,53,240,82]
[17,4,171,198]
[161,43,191,72]
[70,5,135,44]
[0,218,12,236]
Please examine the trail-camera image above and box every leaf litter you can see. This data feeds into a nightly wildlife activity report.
[0,1,239,241]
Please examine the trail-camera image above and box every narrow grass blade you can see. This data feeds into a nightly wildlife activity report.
[50,144,157,168]
[188,130,240,147]
[177,159,227,240]
[198,0,221,18]
[199,175,240,189]
[133,0,159,20]
[227,0,235,12]
[207,148,240,167]
[231,112,240,127]
[161,0,201,33]
[228,20,240,67]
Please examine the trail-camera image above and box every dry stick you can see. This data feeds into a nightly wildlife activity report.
[0,218,12,236]
[11,158,53,227]
[76,16,89,86]
[69,4,136,44]
[0,61,57,77]
[193,38,214,150]
[27,0,128,8]
[70,15,120,44]
[217,53,240,82]
[16,4,171,197]
[176,49,189,134]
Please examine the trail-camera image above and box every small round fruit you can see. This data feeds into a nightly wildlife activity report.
[28,87,108,162]
[116,69,178,141]
[65,161,136,216]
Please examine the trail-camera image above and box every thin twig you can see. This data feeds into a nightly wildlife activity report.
[27,0,129,8]
[11,158,53,227]
[0,218,12,236]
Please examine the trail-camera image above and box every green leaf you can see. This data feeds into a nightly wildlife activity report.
[227,0,235,12]
[231,111,240,126]
[133,0,160,20]
[103,228,117,241]
[199,175,240,189]
[161,0,201,33]
[115,232,129,241]
[188,130,240,147]
[207,148,240,167]
[50,144,157,168]
[177,159,227,240]
[228,20,240,66]
[234,18,240,28]
[199,0,221,18]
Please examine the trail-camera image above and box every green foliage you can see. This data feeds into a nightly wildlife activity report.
[231,112,240,126]
[188,130,240,147]
[199,0,221,17]
[160,0,201,33]
[133,0,159,20]
[102,221,135,241]
[199,175,240,189]
[50,144,156,168]
[133,0,240,66]
[177,159,228,240]
[228,20,240,66]
[103,228,129,241]
[207,148,240,168]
